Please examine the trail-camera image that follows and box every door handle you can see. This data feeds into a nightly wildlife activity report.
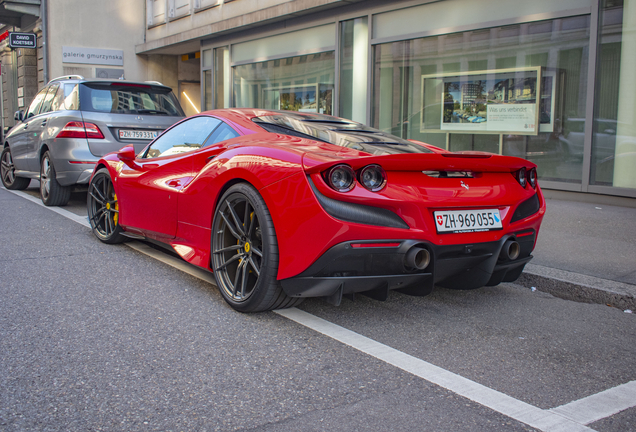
[167,179,181,187]
[41,120,47,127]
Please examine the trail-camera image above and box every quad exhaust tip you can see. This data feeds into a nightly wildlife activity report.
[405,246,430,270]
[501,239,520,261]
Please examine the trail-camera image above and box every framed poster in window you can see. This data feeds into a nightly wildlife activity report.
[420,67,553,136]
[262,84,333,114]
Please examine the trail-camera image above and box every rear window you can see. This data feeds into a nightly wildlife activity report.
[253,113,433,156]
[79,82,184,116]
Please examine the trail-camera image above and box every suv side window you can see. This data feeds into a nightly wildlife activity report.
[143,116,222,159]
[60,84,80,110]
[49,85,65,112]
[25,87,49,119]
[38,84,60,114]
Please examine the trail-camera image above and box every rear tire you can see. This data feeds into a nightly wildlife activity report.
[40,151,70,206]
[211,183,303,312]
[1,146,30,190]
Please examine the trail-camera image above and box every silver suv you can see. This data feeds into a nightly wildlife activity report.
[1,75,185,205]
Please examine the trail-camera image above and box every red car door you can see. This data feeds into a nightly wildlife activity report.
[116,153,192,239]
[116,116,222,239]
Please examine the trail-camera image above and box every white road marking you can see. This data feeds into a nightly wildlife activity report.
[125,241,217,285]
[275,308,594,432]
[549,380,636,425]
[4,185,635,431]
[5,188,91,228]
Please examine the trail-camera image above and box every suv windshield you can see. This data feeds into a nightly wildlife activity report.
[253,112,432,156]
[79,82,184,116]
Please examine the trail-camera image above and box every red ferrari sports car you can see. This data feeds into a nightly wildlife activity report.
[87,109,545,312]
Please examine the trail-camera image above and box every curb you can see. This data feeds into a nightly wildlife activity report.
[519,264,636,311]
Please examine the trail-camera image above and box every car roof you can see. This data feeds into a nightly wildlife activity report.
[46,75,171,89]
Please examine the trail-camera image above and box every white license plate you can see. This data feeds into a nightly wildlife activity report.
[434,209,503,233]
[119,129,158,140]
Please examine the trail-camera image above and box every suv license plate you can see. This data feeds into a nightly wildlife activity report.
[434,209,502,233]
[119,130,158,140]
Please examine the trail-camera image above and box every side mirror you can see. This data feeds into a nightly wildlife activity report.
[14,110,24,122]
[116,145,140,169]
[117,144,136,161]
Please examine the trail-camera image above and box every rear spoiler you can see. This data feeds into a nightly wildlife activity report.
[302,152,536,174]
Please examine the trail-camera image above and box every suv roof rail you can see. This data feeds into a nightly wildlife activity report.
[144,81,164,86]
[48,75,84,84]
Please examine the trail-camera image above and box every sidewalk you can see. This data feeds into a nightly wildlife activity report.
[519,191,636,310]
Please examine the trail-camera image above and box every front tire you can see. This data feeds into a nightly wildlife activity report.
[40,151,70,206]
[1,146,30,190]
[87,168,125,244]
[211,183,302,312]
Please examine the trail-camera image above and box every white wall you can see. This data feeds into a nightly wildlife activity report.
[47,0,147,81]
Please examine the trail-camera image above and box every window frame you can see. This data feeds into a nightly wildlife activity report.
[141,115,239,159]
[25,87,49,119]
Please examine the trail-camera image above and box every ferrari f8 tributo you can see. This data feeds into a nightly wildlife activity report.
[87,109,545,312]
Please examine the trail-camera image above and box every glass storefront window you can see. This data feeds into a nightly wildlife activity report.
[233,52,335,115]
[203,70,212,111]
[214,46,230,109]
[202,49,212,68]
[592,0,636,190]
[372,16,591,184]
[340,17,368,123]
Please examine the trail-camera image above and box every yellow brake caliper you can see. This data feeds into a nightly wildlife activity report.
[113,194,119,226]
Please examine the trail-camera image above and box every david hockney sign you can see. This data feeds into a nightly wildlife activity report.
[62,46,123,66]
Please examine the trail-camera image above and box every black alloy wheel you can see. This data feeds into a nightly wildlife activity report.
[40,150,71,206]
[211,183,302,312]
[1,146,30,190]
[87,168,125,244]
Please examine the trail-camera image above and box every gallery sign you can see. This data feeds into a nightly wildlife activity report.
[62,46,123,66]
[9,32,36,49]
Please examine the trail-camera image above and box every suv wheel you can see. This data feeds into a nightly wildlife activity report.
[40,151,70,206]
[1,146,31,190]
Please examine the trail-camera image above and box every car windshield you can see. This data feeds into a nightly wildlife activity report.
[79,82,185,116]
[253,112,432,156]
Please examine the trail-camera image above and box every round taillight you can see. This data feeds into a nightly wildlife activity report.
[359,164,387,192]
[529,168,537,188]
[326,164,355,192]
[518,168,527,188]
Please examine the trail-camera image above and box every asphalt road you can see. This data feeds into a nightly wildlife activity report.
[1,184,635,431]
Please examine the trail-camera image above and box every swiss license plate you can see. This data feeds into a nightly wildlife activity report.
[434,209,503,233]
[119,129,158,140]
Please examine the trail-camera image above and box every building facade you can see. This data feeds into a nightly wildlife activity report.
[2,0,635,199]
[0,0,200,135]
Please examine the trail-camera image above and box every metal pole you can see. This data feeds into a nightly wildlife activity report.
[0,68,5,140]
[42,0,48,84]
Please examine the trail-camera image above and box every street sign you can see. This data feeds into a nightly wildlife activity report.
[9,32,36,49]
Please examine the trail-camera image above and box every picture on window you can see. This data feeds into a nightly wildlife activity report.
[262,84,333,114]
[421,67,557,135]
